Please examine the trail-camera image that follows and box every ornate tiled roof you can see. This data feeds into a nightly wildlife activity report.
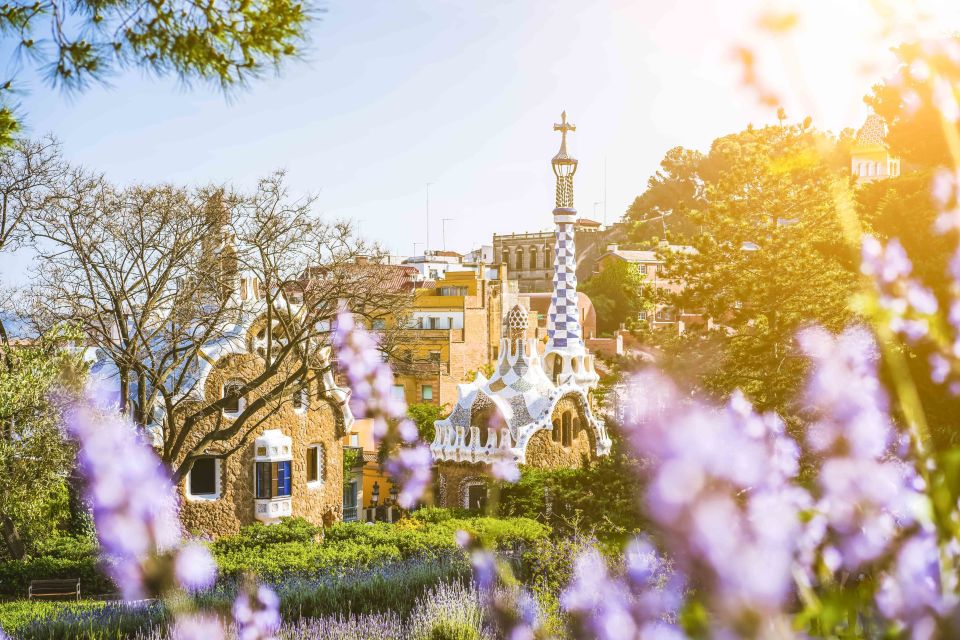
[855,114,887,147]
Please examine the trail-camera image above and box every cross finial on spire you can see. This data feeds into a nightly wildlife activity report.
[553,110,575,149]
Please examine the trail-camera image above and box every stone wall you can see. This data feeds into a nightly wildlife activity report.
[524,394,594,469]
[177,352,345,537]
[434,461,490,509]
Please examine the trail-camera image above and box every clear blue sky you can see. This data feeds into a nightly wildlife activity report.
[1,0,956,284]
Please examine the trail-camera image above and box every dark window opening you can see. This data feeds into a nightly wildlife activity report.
[293,387,305,411]
[466,484,487,511]
[223,383,243,413]
[561,411,572,447]
[190,457,217,496]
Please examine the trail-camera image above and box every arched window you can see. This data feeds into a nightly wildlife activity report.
[515,248,524,271]
[561,411,572,447]
[501,249,510,266]
[544,248,552,268]
[572,417,581,440]
[530,247,538,270]
[552,419,561,442]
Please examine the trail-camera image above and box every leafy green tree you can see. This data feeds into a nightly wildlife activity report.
[407,402,446,444]
[647,123,859,413]
[855,170,960,450]
[866,37,960,168]
[0,324,85,559]
[579,257,649,335]
[625,146,706,243]
[0,0,313,144]
[498,426,645,542]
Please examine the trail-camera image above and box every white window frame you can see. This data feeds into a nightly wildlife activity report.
[222,381,246,417]
[292,387,308,415]
[462,480,487,510]
[186,457,222,501]
[391,384,406,400]
[306,443,325,488]
[422,385,434,401]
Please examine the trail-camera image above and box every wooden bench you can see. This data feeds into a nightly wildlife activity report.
[28,578,81,601]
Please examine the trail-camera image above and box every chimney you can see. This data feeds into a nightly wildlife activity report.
[355,256,370,266]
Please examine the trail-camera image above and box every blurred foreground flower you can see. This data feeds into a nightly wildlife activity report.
[622,372,806,634]
[66,384,216,600]
[561,540,684,640]
[170,614,226,640]
[457,531,544,639]
[233,583,281,640]
[332,309,433,507]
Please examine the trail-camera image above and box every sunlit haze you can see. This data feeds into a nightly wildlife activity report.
[2,0,958,283]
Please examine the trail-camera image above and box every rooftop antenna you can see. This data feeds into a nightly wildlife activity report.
[425,183,433,252]
[603,156,608,225]
[442,218,454,251]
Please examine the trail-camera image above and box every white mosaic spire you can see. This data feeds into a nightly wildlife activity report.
[546,111,583,353]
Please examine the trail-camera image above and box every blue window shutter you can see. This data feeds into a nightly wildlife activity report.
[279,461,292,497]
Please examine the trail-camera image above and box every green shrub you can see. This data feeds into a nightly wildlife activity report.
[211,512,547,581]
[0,600,164,640]
[0,556,113,598]
[426,620,482,640]
[407,506,471,523]
[499,438,646,542]
[31,535,98,562]
[212,517,321,552]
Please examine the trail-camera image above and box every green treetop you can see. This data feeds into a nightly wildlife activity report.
[638,122,859,413]
[0,0,314,145]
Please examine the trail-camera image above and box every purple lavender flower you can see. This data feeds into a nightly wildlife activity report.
[333,309,432,507]
[798,325,891,459]
[233,584,281,640]
[622,371,807,629]
[384,444,433,509]
[490,451,520,483]
[860,235,939,345]
[170,614,225,640]
[876,533,946,634]
[562,548,639,640]
[331,310,406,442]
[798,325,922,570]
[66,387,182,600]
[175,543,218,593]
[861,235,912,284]
[456,531,496,591]
[562,542,684,640]
[486,411,520,483]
